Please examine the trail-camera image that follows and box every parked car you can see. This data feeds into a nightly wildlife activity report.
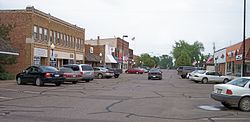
[63,64,94,82]
[93,67,114,79]
[211,77,250,111]
[148,68,162,80]
[59,67,80,84]
[16,66,64,86]
[188,70,206,81]
[125,68,144,74]
[140,67,149,73]
[99,66,122,78]
[177,66,195,78]
[190,70,233,84]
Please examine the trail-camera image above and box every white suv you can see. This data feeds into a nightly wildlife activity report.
[211,77,250,111]
[63,64,94,82]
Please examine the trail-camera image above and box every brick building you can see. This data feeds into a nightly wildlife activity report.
[85,37,129,70]
[84,44,104,67]
[0,7,85,75]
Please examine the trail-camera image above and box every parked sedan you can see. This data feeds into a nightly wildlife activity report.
[93,67,114,79]
[59,67,80,84]
[125,68,144,74]
[148,68,162,80]
[211,77,250,111]
[16,66,64,86]
[190,70,233,84]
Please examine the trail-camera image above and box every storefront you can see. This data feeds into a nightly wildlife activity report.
[214,48,226,75]
[33,48,48,66]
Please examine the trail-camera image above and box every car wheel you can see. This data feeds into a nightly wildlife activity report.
[16,77,23,85]
[85,80,90,82]
[114,74,119,78]
[223,79,229,83]
[55,82,61,86]
[221,102,232,108]
[148,77,151,80]
[181,75,186,79]
[35,78,43,86]
[239,97,250,112]
[202,78,208,84]
[72,81,77,84]
[98,74,103,79]
[136,72,139,74]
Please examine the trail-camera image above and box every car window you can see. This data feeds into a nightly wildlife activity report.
[228,78,250,87]
[94,67,100,71]
[197,70,206,74]
[64,65,80,71]
[81,65,93,71]
[214,72,220,76]
[40,66,58,72]
[60,67,74,73]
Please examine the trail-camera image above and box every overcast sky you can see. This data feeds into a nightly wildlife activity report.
[0,0,249,56]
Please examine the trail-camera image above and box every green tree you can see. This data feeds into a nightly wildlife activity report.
[159,55,173,69]
[152,56,160,67]
[171,40,204,66]
[139,53,156,68]
[175,52,192,67]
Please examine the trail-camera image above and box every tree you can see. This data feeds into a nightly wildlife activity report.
[159,55,173,69]
[171,40,204,67]
[175,51,191,67]
[139,53,156,68]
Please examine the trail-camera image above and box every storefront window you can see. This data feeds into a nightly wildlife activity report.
[227,62,232,72]
[247,64,250,72]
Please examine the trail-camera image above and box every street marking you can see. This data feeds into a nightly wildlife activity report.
[23,91,40,94]
[0,96,12,99]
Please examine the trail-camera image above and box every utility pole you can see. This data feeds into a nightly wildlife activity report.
[242,0,246,76]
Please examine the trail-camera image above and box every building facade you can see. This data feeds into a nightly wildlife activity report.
[214,48,226,75]
[85,37,129,70]
[0,7,85,74]
[84,44,104,67]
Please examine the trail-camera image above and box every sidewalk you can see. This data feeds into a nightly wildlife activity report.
[0,80,16,84]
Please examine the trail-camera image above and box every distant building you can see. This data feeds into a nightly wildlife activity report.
[85,37,129,70]
[0,6,85,74]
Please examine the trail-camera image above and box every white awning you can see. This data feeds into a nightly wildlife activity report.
[0,51,19,55]
[105,55,117,63]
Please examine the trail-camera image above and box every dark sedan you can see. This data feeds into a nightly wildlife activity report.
[148,68,162,80]
[16,66,65,86]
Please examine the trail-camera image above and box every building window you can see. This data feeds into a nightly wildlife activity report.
[90,47,93,53]
[33,26,38,40]
[57,32,60,44]
[50,30,53,42]
[69,36,72,48]
[77,38,80,49]
[80,39,82,50]
[60,33,63,45]
[247,64,250,72]
[227,62,232,72]
[66,35,69,47]
[53,31,57,44]
[63,34,66,46]
[72,37,75,48]
[44,28,48,41]
[39,27,43,40]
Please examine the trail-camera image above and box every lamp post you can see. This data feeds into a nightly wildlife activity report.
[50,43,55,67]
[242,0,246,76]
[121,35,128,70]
[99,52,103,66]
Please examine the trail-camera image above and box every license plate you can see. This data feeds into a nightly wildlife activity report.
[153,76,156,77]
[217,89,222,94]
[54,74,59,77]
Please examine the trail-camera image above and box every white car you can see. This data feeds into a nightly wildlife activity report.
[190,70,233,84]
[211,77,250,111]
[188,70,205,80]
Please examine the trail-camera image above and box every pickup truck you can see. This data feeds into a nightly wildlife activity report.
[99,66,122,78]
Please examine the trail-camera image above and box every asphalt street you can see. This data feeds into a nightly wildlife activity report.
[0,70,249,122]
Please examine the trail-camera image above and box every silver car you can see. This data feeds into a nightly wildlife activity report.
[93,67,114,79]
[63,64,94,82]
[191,70,233,84]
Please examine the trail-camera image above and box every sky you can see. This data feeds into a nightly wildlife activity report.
[0,0,249,56]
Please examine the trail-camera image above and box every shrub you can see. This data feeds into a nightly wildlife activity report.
[0,72,15,80]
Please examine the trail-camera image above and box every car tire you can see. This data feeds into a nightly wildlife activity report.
[223,79,229,84]
[85,80,90,82]
[114,74,119,78]
[181,75,186,79]
[221,102,232,108]
[202,78,208,84]
[55,82,61,86]
[148,77,151,80]
[72,81,77,84]
[16,77,23,85]
[98,74,103,79]
[35,78,43,86]
[239,97,250,112]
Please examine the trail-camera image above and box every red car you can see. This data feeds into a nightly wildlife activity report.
[125,68,144,74]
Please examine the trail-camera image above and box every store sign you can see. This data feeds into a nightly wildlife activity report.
[236,54,242,61]
[34,48,47,57]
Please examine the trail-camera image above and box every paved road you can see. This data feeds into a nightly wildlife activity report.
[0,70,249,122]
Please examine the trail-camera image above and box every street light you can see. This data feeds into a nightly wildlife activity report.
[99,52,103,65]
[242,0,246,76]
[50,43,55,66]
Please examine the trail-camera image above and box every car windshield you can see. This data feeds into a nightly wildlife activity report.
[196,70,206,74]
[227,78,250,87]
[150,68,160,72]
[40,66,58,72]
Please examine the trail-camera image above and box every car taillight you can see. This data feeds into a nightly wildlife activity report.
[80,72,84,75]
[226,89,233,95]
[44,73,51,78]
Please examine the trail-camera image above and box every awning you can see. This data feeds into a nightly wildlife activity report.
[105,55,117,63]
[0,38,19,55]
[85,53,100,62]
